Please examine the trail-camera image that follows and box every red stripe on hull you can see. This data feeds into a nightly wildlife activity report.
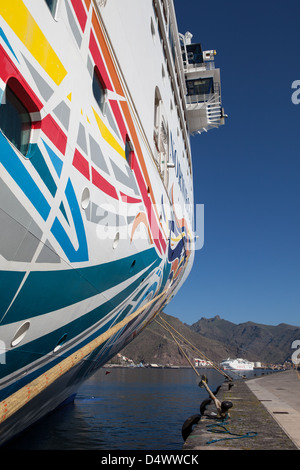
[92,167,118,200]
[89,31,113,91]
[120,192,142,204]
[70,0,87,32]
[0,45,43,113]
[41,114,67,155]
[109,100,127,142]
[73,148,90,180]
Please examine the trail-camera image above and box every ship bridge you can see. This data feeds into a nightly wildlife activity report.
[180,32,226,134]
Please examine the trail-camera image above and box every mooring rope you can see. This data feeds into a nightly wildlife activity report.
[155,314,229,418]
[156,314,232,381]
[158,317,244,380]
[155,316,259,444]
[155,316,200,376]
[0,288,169,424]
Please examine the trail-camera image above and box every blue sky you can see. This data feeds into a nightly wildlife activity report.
[165,0,300,327]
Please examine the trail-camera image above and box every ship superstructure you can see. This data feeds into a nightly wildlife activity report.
[180,31,226,134]
[0,0,225,445]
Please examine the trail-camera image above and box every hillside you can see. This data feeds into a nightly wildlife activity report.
[113,313,300,366]
[190,315,300,364]
[111,312,232,366]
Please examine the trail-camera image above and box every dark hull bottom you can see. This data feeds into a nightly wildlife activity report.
[0,356,98,446]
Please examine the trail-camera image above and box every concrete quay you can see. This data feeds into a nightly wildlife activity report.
[182,369,300,450]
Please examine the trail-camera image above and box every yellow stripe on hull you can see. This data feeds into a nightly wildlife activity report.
[1,0,67,86]
[92,107,125,159]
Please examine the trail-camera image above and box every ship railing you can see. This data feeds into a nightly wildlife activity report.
[186,92,216,105]
[186,88,224,133]
[207,98,223,123]
[183,60,215,73]
[186,82,221,106]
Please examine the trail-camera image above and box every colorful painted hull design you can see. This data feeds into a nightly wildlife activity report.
[0,0,196,444]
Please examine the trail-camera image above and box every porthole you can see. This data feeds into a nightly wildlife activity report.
[150,17,156,38]
[81,187,90,209]
[112,232,120,249]
[45,0,58,17]
[92,67,107,114]
[54,333,68,352]
[130,259,136,272]
[0,84,31,157]
[11,321,30,347]
[125,136,134,169]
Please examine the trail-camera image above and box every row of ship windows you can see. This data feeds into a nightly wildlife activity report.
[43,0,188,173]
[0,66,183,178]
[45,0,181,141]
[151,4,190,175]
[0,0,187,184]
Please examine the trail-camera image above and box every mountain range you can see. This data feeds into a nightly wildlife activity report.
[113,312,300,366]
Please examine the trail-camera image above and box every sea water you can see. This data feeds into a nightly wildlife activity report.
[3,367,270,450]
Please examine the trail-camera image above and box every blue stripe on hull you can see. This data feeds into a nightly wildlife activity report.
[0,255,162,400]
[50,178,89,263]
[0,133,51,221]
[0,270,25,318]
[1,247,160,325]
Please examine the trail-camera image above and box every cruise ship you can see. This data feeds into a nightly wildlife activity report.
[220,358,254,371]
[0,0,225,445]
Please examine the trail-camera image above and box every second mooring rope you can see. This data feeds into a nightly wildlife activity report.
[205,418,258,444]
[156,314,232,381]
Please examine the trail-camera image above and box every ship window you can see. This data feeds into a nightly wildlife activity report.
[45,0,58,16]
[150,17,156,37]
[11,321,30,347]
[0,84,31,156]
[186,78,214,99]
[53,333,68,352]
[185,44,203,65]
[81,187,90,210]
[125,136,134,169]
[93,67,106,113]
[130,259,136,272]
[112,232,120,249]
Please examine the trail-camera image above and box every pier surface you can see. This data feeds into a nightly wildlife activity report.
[183,369,300,450]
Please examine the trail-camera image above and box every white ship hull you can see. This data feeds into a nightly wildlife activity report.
[0,0,224,445]
[221,359,254,371]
